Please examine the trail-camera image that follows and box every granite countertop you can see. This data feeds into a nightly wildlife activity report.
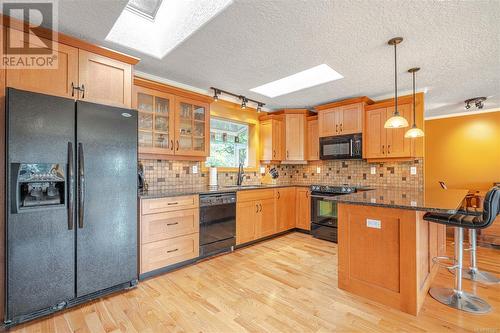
[325,187,469,213]
[138,184,308,199]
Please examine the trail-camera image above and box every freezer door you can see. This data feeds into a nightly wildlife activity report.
[6,88,76,320]
[75,101,137,297]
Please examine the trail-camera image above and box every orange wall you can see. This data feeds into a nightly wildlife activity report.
[425,111,500,190]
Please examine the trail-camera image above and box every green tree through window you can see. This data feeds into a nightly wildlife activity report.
[205,118,249,168]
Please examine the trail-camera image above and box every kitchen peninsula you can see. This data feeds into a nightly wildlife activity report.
[329,187,469,315]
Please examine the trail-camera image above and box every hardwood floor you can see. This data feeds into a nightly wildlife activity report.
[9,232,500,332]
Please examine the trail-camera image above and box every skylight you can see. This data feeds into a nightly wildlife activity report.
[250,64,344,98]
[106,0,233,59]
[126,0,163,21]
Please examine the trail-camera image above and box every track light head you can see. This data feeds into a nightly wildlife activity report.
[257,103,262,113]
[464,97,486,110]
[213,89,219,102]
[240,97,247,109]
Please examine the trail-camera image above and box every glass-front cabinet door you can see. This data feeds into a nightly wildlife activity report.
[133,86,175,155]
[174,97,209,156]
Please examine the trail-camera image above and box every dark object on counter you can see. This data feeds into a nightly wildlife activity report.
[269,167,279,179]
[237,162,245,186]
[310,185,357,242]
[423,186,500,314]
[138,161,147,190]
[5,88,138,325]
[199,192,236,258]
[320,133,362,160]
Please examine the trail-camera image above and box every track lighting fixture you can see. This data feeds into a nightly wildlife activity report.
[210,87,265,112]
[384,37,409,129]
[240,97,247,109]
[464,97,486,110]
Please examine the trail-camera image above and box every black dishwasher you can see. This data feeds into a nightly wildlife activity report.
[199,192,236,258]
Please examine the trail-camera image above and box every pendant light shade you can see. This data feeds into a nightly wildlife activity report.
[404,67,424,138]
[384,37,409,129]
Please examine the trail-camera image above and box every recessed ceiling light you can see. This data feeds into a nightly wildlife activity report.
[250,64,343,98]
[106,0,233,59]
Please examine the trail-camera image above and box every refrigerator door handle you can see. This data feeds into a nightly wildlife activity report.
[68,142,74,230]
[78,143,85,228]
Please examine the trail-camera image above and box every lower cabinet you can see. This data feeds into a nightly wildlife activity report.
[236,189,276,245]
[140,195,199,274]
[296,188,311,230]
[276,187,297,232]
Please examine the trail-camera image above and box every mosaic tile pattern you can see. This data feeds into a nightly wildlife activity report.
[140,158,423,191]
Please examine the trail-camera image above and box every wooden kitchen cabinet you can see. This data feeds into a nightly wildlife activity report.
[260,118,284,161]
[276,187,296,232]
[307,117,319,160]
[236,189,276,245]
[5,28,79,99]
[140,195,200,275]
[296,188,311,230]
[236,201,257,245]
[4,28,135,107]
[78,50,132,108]
[284,113,307,161]
[133,86,175,155]
[364,103,413,160]
[133,79,211,160]
[316,98,372,137]
[256,198,276,238]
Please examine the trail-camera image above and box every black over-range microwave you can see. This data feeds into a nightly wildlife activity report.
[319,133,362,160]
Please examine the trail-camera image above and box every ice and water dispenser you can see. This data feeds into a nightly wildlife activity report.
[11,163,65,212]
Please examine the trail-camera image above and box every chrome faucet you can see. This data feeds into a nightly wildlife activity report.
[237,162,245,186]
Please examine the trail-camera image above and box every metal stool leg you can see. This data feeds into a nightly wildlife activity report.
[429,227,491,314]
[463,229,500,283]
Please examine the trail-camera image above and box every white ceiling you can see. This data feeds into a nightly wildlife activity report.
[56,0,500,117]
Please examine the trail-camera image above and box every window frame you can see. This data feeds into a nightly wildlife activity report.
[202,101,260,172]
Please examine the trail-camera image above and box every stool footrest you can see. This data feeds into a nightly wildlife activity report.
[432,256,457,270]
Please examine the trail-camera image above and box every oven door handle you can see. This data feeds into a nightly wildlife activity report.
[310,194,337,199]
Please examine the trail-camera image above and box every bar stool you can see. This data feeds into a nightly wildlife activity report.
[423,186,500,314]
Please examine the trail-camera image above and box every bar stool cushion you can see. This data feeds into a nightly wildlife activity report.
[424,186,500,229]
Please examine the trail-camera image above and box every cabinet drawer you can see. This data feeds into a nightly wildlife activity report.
[141,233,199,273]
[141,208,199,244]
[237,189,275,202]
[142,195,198,214]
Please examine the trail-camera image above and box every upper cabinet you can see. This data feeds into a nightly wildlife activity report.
[307,117,319,161]
[3,27,137,108]
[5,28,78,99]
[260,117,284,161]
[259,109,309,163]
[284,113,307,161]
[315,98,372,137]
[174,97,210,157]
[364,94,424,161]
[133,78,212,160]
[78,50,132,108]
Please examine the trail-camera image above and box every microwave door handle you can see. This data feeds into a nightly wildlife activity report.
[350,139,353,157]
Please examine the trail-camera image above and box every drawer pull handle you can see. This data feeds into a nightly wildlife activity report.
[167,248,179,253]
[166,222,178,226]
[167,202,178,205]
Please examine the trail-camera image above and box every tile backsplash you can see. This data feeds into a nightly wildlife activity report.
[140,158,423,191]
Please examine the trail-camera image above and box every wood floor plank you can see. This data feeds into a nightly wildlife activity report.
[8,232,500,332]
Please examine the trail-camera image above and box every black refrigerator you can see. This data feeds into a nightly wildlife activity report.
[5,88,138,325]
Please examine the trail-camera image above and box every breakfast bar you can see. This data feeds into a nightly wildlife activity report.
[327,188,469,315]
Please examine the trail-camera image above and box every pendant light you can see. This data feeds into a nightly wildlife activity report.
[405,67,425,138]
[384,37,409,129]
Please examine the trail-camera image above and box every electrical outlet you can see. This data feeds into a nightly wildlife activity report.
[366,219,381,229]
[410,166,417,175]
[259,166,266,174]
[192,165,198,174]
[370,166,376,175]
[316,166,321,174]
